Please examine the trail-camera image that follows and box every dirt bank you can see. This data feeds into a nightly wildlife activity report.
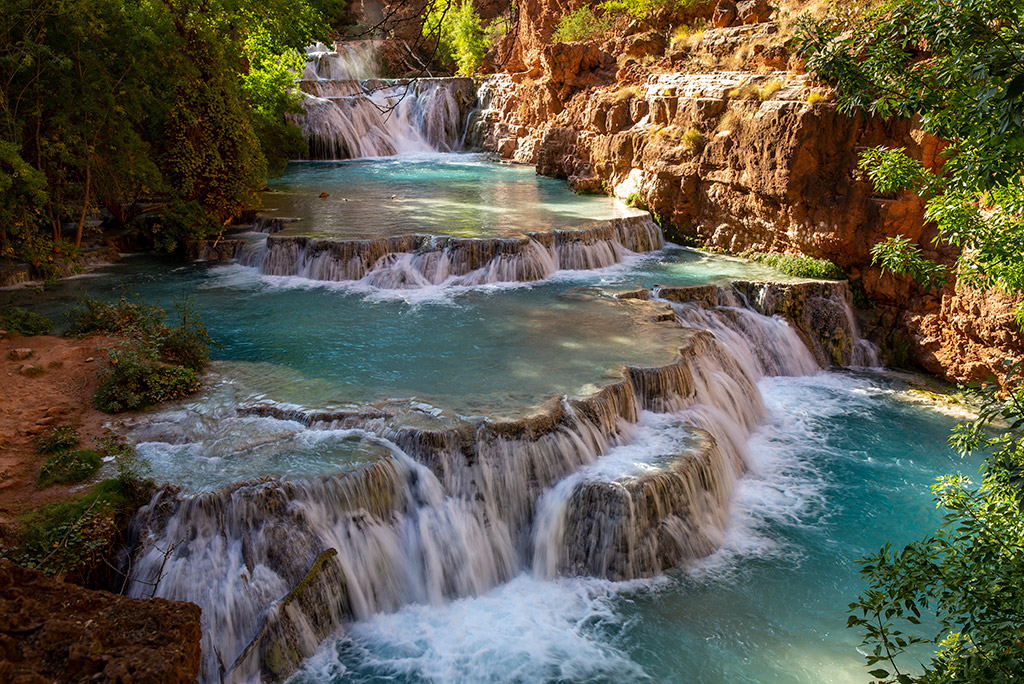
[0,334,113,525]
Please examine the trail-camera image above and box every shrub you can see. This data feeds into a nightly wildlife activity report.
[0,306,54,336]
[35,426,80,455]
[745,251,847,279]
[680,127,706,154]
[423,0,487,75]
[600,0,703,22]
[1,478,150,578]
[152,199,221,254]
[65,295,211,413]
[38,449,102,488]
[670,21,704,49]
[64,296,165,338]
[553,6,614,43]
[625,191,648,209]
[757,78,784,100]
[97,433,151,496]
[728,83,759,100]
[93,341,201,414]
[806,89,830,104]
[20,364,45,378]
[717,110,741,132]
[158,297,214,372]
[610,85,640,102]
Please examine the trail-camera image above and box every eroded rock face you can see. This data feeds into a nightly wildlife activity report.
[472,68,1022,384]
[905,285,1024,384]
[185,238,246,262]
[0,560,202,683]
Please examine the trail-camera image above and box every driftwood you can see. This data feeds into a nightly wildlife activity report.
[224,548,339,680]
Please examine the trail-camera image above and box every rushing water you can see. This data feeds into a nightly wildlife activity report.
[297,43,474,159]
[288,372,966,684]
[0,152,967,683]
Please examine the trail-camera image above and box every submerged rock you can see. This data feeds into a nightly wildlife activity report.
[185,239,246,262]
[559,430,731,580]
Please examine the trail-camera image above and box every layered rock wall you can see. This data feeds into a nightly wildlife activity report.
[472,67,1022,383]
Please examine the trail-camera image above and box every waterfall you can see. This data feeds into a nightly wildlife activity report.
[297,42,478,159]
[123,283,870,682]
[241,215,665,288]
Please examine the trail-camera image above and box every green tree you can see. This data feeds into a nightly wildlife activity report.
[796,0,1024,319]
[423,0,487,75]
[0,0,341,264]
[847,370,1024,682]
[797,1,1024,680]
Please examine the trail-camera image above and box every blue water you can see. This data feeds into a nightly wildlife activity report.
[259,154,644,238]
[0,246,789,414]
[290,372,969,684]
[0,158,970,683]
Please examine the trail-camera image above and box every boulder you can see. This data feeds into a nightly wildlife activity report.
[712,0,737,27]
[737,0,772,24]
[540,41,616,98]
[619,30,668,59]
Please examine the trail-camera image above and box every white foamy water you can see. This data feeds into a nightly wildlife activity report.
[286,370,961,684]
[290,574,655,684]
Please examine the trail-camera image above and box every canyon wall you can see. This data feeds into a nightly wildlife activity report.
[471,37,1022,384]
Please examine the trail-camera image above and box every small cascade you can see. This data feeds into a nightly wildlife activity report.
[297,42,478,159]
[125,289,842,681]
[531,427,734,581]
[653,280,880,369]
[241,215,665,287]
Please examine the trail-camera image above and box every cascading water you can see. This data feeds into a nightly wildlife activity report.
[297,42,477,159]
[125,282,832,682]
[243,215,665,288]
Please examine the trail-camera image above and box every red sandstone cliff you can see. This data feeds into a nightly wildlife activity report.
[470,12,1022,384]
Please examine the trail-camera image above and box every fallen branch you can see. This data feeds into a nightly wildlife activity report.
[224,548,338,679]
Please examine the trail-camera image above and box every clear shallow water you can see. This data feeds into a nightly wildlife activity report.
[258,154,645,238]
[2,246,840,496]
[1,247,789,415]
[289,371,970,684]
[0,155,962,684]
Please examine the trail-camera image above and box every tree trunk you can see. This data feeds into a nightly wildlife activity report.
[75,164,91,248]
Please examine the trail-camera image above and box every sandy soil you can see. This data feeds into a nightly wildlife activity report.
[0,334,114,524]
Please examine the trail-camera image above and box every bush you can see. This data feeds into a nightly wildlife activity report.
[717,110,741,132]
[0,306,54,336]
[625,191,648,210]
[20,364,45,377]
[553,6,614,43]
[152,199,222,254]
[97,433,152,496]
[64,296,165,338]
[64,295,211,413]
[93,341,201,414]
[757,78,784,100]
[806,89,830,104]
[670,22,705,50]
[423,0,487,75]
[35,426,80,455]
[158,297,214,372]
[599,0,702,22]
[745,251,847,279]
[680,127,705,154]
[728,83,759,100]
[1,478,150,579]
[38,449,102,488]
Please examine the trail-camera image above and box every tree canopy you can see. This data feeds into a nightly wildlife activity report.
[797,0,1024,318]
[0,0,341,275]
[797,1,1024,680]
